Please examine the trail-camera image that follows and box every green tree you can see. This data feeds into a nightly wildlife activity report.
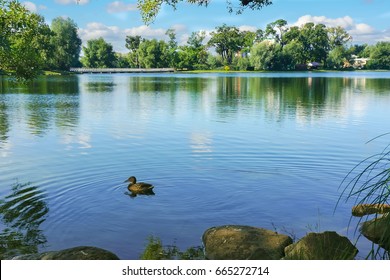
[138,38,169,68]
[125,35,142,67]
[250,41,282,70]
[300,23,330,64]
[81,38,117,68]
[0,0,53,79]
[327,26,351,49]
[165,28,179,68]
[208,24,245,65]
[178,31,208,70]
[265,19,288,48]
[367,42,390,70]
[327,46,350,69]
[49,17,82,70]
[137,0,273,24]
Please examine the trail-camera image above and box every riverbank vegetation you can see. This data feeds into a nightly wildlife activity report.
[1,0,390,80]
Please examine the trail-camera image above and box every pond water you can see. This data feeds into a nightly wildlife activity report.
[1,72,390,259]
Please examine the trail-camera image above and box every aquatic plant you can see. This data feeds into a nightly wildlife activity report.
[0,182,49,259]
[338,133,390,259]
[140,236,204,260]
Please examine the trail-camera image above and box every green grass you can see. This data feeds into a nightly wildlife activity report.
[140,236,204,260]
[337,133,390,259]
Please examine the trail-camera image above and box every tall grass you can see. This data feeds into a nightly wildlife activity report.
[337,133,390,259]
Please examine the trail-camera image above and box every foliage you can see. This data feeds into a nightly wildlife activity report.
[208,24,246,65]
[165,28,179,68]
[138,38,169,68]
[327,46,350,69]
[338,134,390,259]
[366,42,390,70]
[81,37,116,68]
[250,41,294,71]
[137,0,273,24]
[0,0,53,80]
[327,26,352,49]
[177,31,208,70]
[125,35,142,68]
[265,19,288,48]
[49,17,82,70]
[0,182,49,259]
[140,235,204,260]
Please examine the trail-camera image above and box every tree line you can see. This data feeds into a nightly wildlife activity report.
[1,0,389,80]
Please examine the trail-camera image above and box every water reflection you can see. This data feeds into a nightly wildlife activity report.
[0,74,388,141]
[126,189,156,198]
[85,82,116,93]
[0,98,9,142]
[0,76,80,140]
[0,182,49,259]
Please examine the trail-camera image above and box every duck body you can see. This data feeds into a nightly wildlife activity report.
[125,176,154,194]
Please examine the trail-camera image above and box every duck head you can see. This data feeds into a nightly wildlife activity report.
[124,176,136,184]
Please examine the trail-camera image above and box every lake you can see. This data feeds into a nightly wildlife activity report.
[1,71,390,259]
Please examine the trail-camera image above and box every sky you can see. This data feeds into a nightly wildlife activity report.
[21,0,390,52]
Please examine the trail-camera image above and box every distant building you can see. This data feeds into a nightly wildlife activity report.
[351,55,370,69]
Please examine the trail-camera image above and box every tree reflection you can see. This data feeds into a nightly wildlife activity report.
[0,99,9,143]
[0,182,49,259]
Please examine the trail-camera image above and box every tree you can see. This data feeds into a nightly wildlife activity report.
[136,0,273,24]
[0,0,53,79]
[49,17,82,70]
[327,26,352,49]
[165,28,179,68]
[125,35,142,67]
[81,38,116,68]
[208,24,245,65]
[327,46,350,69]
[178,31,208,70]
[138,39,169,68]
[367,42,390,70]
[265,19,288,48]
[250,41,292,71]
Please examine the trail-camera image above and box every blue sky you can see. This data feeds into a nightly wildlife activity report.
[22,0,390,52]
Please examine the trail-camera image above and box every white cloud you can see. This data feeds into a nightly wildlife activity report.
[56,0,89,5]
[291,15,388,43]
[22,1,46,12]
[238,25,258,32]
[22,1,37,12]
[107,1,137,13]
[293,15,355,29]
[79,22,189,52]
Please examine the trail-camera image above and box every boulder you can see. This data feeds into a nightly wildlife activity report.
[360,214,390,251]
[202,225,293,260]
[12,246,120,260]
[284,231,358,260]
[352,204,390,217]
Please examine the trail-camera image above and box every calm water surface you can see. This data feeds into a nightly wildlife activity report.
[1,72,390,259]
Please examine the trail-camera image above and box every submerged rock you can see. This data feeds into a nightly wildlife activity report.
[12,246,120,260]
[202,225,293,260]
[360,214,390,251]
[284,231,358,260]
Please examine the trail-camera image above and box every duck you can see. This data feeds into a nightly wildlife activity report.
[124,176,154,194]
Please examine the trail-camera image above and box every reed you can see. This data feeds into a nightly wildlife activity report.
[337,133,390,259]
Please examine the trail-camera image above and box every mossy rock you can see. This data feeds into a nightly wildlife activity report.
[360,214,390,251]
[284,231,358,260]
[202,225,293,260]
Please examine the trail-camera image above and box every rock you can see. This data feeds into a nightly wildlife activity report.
[202,225,293,260]
[360,214,390,251]
[284,231,358,260]
[12,246,120,260]
[352,204,390,217]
